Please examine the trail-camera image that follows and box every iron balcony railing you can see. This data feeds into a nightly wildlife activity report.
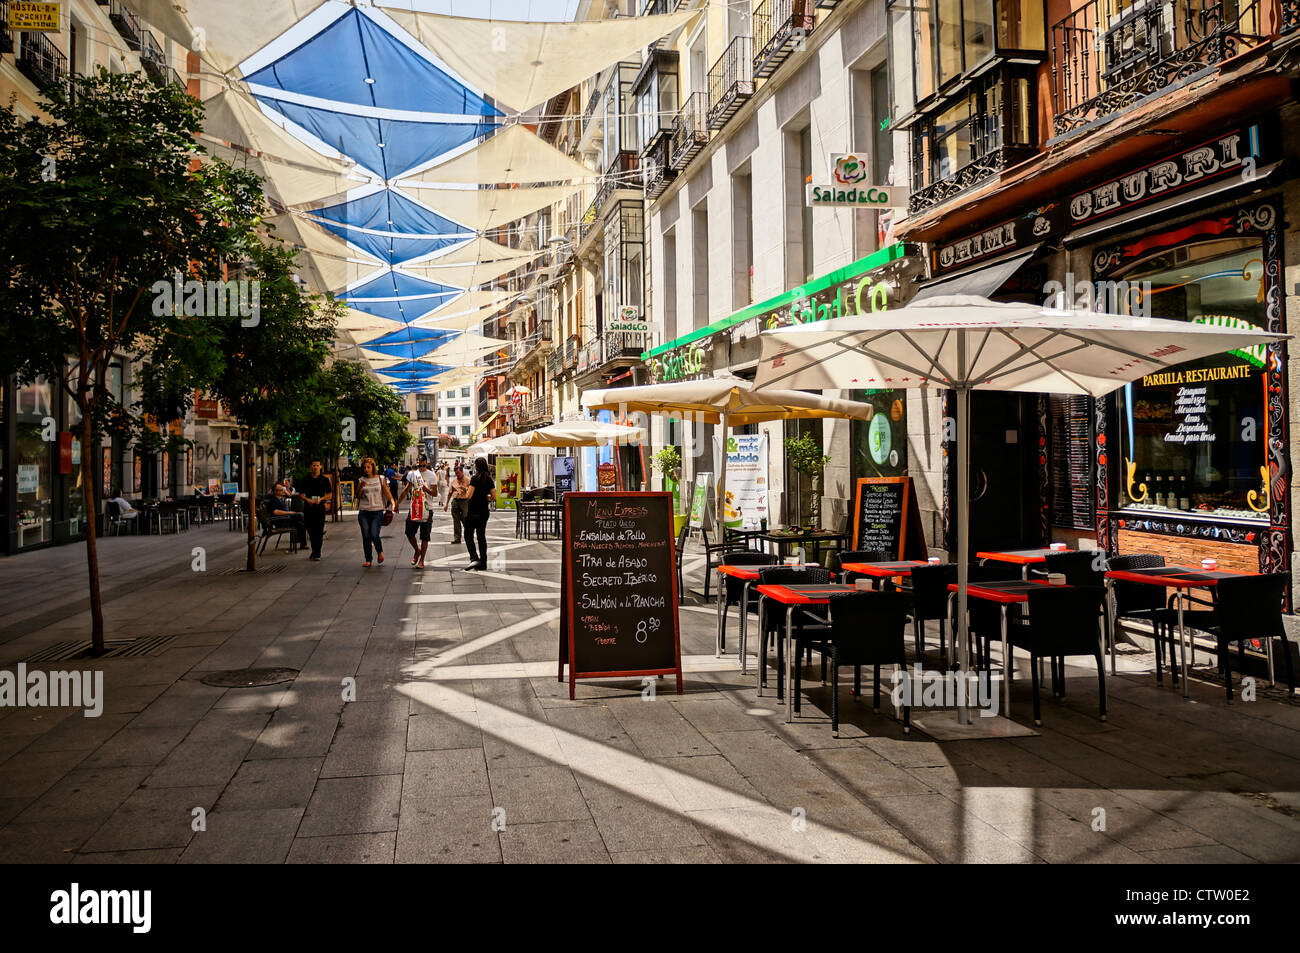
[140,29,168,82]
[514,395,554,429]
[754,0,815,79]
[707,35,755,129]
[107,0,142,50]
[1051,0,1267,135]
[643,134,678,198]
[17,32,67,93]
[669,92,710,169]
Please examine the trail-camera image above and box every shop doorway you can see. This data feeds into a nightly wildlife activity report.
[961,392,1040,554]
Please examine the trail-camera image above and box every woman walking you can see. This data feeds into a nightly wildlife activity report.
[356,457,395,568]
[462,457,496,572]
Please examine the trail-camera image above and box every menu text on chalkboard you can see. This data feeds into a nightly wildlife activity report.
[852,477,927,560]
[560,492,682,698]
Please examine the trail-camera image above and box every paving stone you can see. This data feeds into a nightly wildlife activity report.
[395,794,501,864]
[81,784,221,852]
[218,757,323,811]
[178,807,305,863]
[498,819,610,863]
[299,774,402,837]
[287,832,396,864]
[72,848,185,864]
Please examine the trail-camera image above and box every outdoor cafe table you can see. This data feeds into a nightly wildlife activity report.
[1102,565,1254,698]
[947,578,1080,716]
[841,560,930,588]
[757,529,849,563]
[755,582,858,722]
[716,562,817,673]
[976,547,1065,578]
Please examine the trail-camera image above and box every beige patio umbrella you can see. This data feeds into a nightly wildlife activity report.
[581,374,873,528]
[512,420,646,448]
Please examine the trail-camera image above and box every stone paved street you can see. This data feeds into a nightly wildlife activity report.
[2,515,1299,864]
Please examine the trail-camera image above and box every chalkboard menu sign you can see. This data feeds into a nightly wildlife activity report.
[559,492,683,699]
[852,477,928,560]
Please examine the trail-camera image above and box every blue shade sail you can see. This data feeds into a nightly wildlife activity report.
[378,368,453,380]
[375,360,452,374]
[255,95,497,180]
[244,9,503,117]
[341,269,462,302]
[312,189,472,265]
[366,341,445,359]
[363,324,459,348]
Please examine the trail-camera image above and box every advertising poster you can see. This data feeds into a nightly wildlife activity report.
[722,433,768,530]
[497,456,522,509]
[553,455,576,497]
[597,462,617,491]
[689,472,712,529]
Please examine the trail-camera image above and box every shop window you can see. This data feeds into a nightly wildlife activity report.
[16,378,54,548]
[851,391,910,483]
[1114,236,1268,520]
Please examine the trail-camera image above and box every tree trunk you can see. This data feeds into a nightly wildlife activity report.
[81,410,107,655]
[245,440,257,571]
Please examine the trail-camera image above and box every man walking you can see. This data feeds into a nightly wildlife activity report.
[295,459,332,560]
[445,460,471,545]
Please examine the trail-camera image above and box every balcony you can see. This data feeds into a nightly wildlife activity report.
[908,144,1038,215]
[643,135,678,199]
[576,331,647,380]
[669,92,710,170]
[593,151,641,213]
[17,33,67,93]
[511,395,554,431]
[140,30,168,83]
[107,0,142,50]
[416,411,435,421]
[754,0,815,79]
[1051,0,1268,136]
[707,36,754,129]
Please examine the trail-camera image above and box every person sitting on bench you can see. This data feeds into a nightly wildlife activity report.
[262,482,306,550]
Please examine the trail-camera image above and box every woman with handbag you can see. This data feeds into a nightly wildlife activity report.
[356,457,395,568]
[396,457,436,569]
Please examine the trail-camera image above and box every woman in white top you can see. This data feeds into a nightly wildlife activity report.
[436,463,450,507]
[356,457,395,568]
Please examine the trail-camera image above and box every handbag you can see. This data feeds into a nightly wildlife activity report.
[382,509,394,526]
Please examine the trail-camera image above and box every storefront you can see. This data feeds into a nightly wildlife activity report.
[925,121,1290,600]
[640,242,925,525]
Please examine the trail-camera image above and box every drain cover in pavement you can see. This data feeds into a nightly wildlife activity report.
[199,667,299,688]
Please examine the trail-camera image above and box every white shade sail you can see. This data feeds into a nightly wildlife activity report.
[416,235,539,267]
[411,291,523,328]
[392,182,579,231]
[406,124,592,186]
[512,420,645,448]
[420,332,510,364]
[397,251,544,290]
[127,0,330,76]
[379,8,700,112]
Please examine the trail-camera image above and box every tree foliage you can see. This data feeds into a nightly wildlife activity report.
[284,360,413,474]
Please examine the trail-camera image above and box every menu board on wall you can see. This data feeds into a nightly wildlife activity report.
[559,492,682,699]
[851,477,927,559]
[1049,395,1094,530]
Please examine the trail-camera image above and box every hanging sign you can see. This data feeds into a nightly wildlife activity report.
[553,455,576,497]
[806,184,907,208]
[558,492,683,699]
[9,2,60,31]
[497,456,522,508]
[608,305,649,334]
[689,472,712,528]
[596,462,618,491]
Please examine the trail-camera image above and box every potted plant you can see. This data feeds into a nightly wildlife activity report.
[651,445,686,533]
[785,432,830,530]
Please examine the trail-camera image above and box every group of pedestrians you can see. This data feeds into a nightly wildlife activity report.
[353,456,495,572]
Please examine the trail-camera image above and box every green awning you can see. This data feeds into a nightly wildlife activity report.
[642,242,909,360]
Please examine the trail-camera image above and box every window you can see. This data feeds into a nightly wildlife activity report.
[1115,236,1268,520]
[461,406,470,416]
[800,127,813,282]
[909,66,1036,191]
[461,425,471,436]
[461,387,470,398]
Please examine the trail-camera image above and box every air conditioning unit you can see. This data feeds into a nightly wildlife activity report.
[1102,0,1175,86]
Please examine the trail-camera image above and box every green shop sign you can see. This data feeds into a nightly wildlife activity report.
[643,243,910,363]
[648,339,711,384]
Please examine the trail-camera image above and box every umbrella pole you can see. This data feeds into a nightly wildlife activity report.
[717,413,728,536]
[956,386,972,726]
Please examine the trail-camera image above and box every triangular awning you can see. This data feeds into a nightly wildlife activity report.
[378,8,701,112]
[339,270,463,323]
[391,182,579,231]
[409,124,592,186]
[397,251,543,291]
[310,190,473,265]
[244,8,502,118]
[255,94,499,181]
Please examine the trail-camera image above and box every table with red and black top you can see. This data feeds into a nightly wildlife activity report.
[947,578,1082,716]
[840,560,931,589]
[1103,565,1258,698]
[716,563,817,674]
[755,582,858,723]
[976,548,1065,579]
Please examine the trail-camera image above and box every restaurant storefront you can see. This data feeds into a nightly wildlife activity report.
[640,242,925,525]
[923,121,1291,606]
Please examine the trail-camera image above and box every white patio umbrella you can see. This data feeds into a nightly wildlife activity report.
[512,420,646,448]
[581,374,873,529]
[755,294,1288,724]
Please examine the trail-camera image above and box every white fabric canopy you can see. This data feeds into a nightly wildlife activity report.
[411,291,523,328]
[127,0,330,76]
[393,182,579,231]
[379,8,700,112]
[397,251,543,290]
[200,90,360,206]
[408,124,592,185]
[286,220,385,294]
[420,332,509,364]
[512,420,645,448]
[413,235,541,267]
[581,374,875,426]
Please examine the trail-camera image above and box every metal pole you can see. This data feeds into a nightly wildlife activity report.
[956,384,972,725]
[716,411,728,535]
